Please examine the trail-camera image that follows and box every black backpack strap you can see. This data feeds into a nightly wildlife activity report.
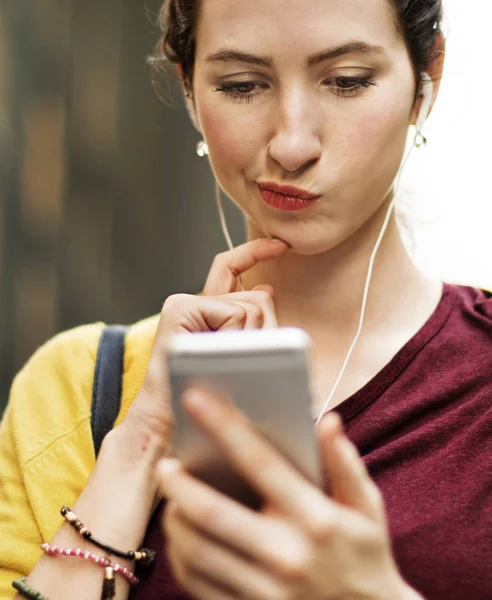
[91,325,129,457]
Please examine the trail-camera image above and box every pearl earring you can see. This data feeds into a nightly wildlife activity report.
[196,140,209,157]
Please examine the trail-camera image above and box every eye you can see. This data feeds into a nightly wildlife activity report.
[214,81,267,102]
[325,75,377,98]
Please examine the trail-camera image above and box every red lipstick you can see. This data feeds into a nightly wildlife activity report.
[258,182,320,211]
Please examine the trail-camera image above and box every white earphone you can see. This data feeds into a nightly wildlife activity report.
[416,72,434,137]
[314,71,434,421]
[205,71,435,422]
[198,73,434,156]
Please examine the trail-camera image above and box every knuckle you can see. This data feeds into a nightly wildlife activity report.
[212,251,229,269]
[230,304,248,324]
[162,293,191,314]
[275,551,310,582]
[254,290,272,304]
[302,506,334,541]
[247,303,263,321]
[357,524,383,554]
[255,292,275,315]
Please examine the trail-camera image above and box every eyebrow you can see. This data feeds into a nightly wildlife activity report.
[205,41,385,69]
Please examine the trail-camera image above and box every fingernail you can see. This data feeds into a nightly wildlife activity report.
[271,238,289,246]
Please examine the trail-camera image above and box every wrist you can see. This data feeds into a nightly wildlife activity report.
[24,418,167,600]
[104,418,170,471]
[70,425,166,552]
[100,421,169,507]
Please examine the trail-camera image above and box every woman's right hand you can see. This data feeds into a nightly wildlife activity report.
[116,238,289,469]
[162,237,289,333]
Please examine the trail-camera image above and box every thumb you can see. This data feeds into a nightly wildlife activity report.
[318,412,384,523]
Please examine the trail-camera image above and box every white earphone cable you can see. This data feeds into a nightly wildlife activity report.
[212,74,432,424]
[314,139,416,424]
[215,183,236,253]
[215,139,417,421]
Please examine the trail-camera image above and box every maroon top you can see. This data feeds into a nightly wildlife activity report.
[130,284,492,600]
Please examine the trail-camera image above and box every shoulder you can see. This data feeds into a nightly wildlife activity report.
[7,322,105,469]
[447,284,492,332]
[6,315,159,470]
[0,316,159,564]
[436,284,492,395]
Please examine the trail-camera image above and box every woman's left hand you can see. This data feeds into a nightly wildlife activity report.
[158,387,419,600]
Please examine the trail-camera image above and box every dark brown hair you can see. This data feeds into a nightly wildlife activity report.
[152,0,443,95]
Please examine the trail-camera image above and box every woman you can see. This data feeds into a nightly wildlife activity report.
[1,0,491,599]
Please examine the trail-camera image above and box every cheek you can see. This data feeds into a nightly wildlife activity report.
[199,103,260,170]
[339,98,411,178]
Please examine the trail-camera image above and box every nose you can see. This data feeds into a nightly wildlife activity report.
[267,89,323,173]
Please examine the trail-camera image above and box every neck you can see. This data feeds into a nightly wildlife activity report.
[241,202,439,345]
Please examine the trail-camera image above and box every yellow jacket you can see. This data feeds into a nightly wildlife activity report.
[0,316,159,600]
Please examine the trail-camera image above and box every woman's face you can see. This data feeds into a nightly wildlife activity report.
[191,0,418,254]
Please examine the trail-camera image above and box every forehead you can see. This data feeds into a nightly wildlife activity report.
[196,0,401,56]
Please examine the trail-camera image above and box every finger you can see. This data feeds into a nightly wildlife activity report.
[203,239,289,296]
[161,294,250,333]
[140,291,274,406]
[159,459,309,572]
[142,297,248,399]
[252,284,274,296]
[168,543,234,600]
[197,299,250,331]
[229,300,265,329]
[166,507,286,600]
[166,506,235,600]
[181,387,331,525]
[163,292,276,332]
[222,290,278,328]
[179,572,233,600]
[318,412,385,523]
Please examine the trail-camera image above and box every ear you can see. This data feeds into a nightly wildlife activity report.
[176,64,202,133]
[410,32,446,126]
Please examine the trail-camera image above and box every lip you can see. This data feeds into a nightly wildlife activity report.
[257,182,320,201]
[257,181,320,212]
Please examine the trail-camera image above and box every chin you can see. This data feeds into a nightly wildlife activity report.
[245,203,359,256]
[266,225,345,256]
[285,239,341,256]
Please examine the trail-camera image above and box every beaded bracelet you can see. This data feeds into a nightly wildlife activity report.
[12,577,49,600]
[41,542,139,598]
[41,543,139,586]
[60,506,156,569]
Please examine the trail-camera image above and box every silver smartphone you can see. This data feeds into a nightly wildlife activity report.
[167,327,321,509]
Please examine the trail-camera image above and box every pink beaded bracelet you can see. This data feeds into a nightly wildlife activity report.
[41,543,139,586]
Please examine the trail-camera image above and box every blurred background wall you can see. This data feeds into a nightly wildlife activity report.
[1,0,491,414]
[0,0,244,413]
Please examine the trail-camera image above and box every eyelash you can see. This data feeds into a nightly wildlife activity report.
[214,76,377,103]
